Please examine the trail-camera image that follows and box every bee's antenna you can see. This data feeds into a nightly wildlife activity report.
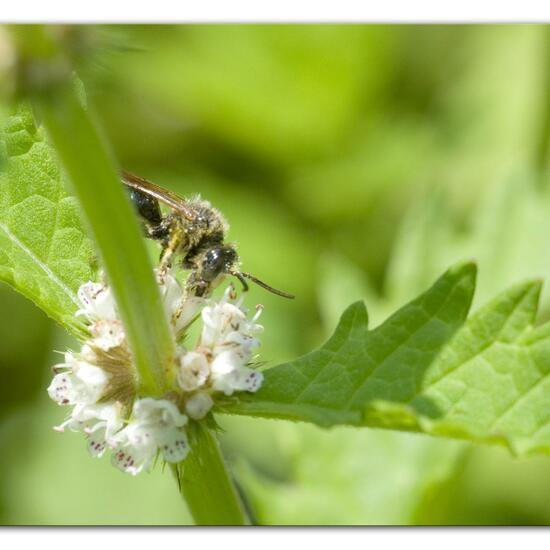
[238,272,295,299]
[233,271,249,293]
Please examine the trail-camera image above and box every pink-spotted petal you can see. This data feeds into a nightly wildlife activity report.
[76,282,118,321]
[87,428,107,458]
[237,367,263,393]
[111,446,150,476]
[157,428,190,463]
[47,372,77,405]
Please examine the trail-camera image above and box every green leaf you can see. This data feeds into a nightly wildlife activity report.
[221,254,467,526]
[221,261,550,456]
[281,253,465,526]
[0,105,95,335]
[222,262,475,424]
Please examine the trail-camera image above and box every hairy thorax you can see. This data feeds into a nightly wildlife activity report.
[174,197,230,269]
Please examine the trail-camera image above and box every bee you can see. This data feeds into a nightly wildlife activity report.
[122,171,295,300]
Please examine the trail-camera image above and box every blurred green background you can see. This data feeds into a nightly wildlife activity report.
[1,24,550,525]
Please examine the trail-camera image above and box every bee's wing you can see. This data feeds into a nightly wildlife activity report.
[121,171,197,222]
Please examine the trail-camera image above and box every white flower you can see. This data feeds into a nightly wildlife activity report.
[85,402,125,457]
[48,352,109,406]
[201,294,263,348]
[89,319,125,351]
[111,398,189,475]
[200,289,263,355]
[173,288,266,399]
[156,270,183,309]
[185,392,214,419]
[48,275,267,475]
[183,289,265,397]
[156,270,205,334]
[76,281,127,351]
[177,351,210,391]
[210,351,264,395]
[172,297,205,335]
[48,349,124,459]
[54,401,124,458]
[76,282,118,321]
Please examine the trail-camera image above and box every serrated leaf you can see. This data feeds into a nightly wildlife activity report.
[222,262,550,456]
[0,105,95,335]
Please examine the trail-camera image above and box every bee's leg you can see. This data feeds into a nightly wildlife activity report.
[145,221,170,241]
[184,270,209,298]
[158,222,186,274]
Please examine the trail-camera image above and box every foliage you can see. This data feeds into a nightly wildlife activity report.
[2,24,550,525]
[6,117,550,460]
[0,105,95,335]
[223,263,550,457]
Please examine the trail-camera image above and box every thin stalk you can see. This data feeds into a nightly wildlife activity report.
[176,423,249,525]
[37,85,175,395]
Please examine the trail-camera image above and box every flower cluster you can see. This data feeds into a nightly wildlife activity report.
[178,288,264,419]
[47,272,264,475]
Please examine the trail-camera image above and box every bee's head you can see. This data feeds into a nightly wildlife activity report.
[200,245,239,283]
[193,244,295,300]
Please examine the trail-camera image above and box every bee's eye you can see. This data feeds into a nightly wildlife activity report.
[202,247,236,282]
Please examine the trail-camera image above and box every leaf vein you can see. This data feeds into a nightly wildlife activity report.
[0,220,80,308]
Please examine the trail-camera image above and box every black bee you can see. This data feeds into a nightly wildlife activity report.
[122,171,294,299]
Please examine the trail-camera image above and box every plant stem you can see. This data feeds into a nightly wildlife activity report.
[18,28,246,525]
[37,84,176,395]
[176,423,249,525]
[38,82,247,527]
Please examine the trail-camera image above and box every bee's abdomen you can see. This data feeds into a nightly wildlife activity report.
[128,188,163,226]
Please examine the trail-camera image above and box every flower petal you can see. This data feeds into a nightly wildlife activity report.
[157,428,190,463]
[49,354,109,407]
[211,365,264,395]
[210,350,243,376]
[87,427,107,458]
[109,422,157,475]
[236,367,264,393]
[133,398,187,428]
[177,351,210,392]
[172,297,205,334]
[76,281,118,321]
[47,372,78,405]
[185,392,214,420]
[73,362,109,402]
[111,444,154,476]
[90,319,125,351]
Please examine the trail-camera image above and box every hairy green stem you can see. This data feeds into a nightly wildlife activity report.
[37,83,247,527]
[37,85,175,395]
[40,87,247,526]
[175,423,249,525]
[18,25,246,525]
